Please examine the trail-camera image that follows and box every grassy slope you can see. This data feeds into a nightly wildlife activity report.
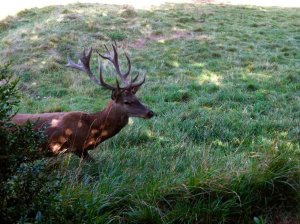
[0,3,299,223]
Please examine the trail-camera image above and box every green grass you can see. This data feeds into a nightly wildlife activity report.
[1,3,299,223]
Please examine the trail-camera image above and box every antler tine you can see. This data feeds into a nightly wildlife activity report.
[111,43,131,80]
[98,44,111,60]
[123,52,131,79]
[115,78,121,90]
[131,73,139,83]
[98,59,115,91]
[111,43,120,74]
[66,48,100,85]
[130,74,146,89]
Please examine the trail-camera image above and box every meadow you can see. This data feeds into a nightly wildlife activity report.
[0,2,299,223]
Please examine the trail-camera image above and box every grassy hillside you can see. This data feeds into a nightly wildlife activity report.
[0,3,299,223]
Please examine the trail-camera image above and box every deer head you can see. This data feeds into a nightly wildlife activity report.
[66,43,154,119]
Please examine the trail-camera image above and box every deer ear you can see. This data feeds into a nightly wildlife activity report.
[131,86,141,94]
[111,89,121,100]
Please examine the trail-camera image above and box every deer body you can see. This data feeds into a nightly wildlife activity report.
[12,43,154,159]
[13,101,132,159]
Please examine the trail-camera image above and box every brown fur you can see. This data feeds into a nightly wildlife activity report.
[12,100,132,159]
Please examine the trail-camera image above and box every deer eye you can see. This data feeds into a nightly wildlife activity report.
[124,101,131,105]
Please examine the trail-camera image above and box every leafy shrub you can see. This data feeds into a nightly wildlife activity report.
[2,160,61,223]
[0,64,61,223]
[0,64,45,181]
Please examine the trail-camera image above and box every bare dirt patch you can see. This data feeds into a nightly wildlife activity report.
[131,30,210,48]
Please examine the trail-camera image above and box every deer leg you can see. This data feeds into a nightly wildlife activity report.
[83,151,94,162]
[75,150,94,161]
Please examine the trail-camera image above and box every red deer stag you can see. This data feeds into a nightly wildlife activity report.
[12,43,154,160]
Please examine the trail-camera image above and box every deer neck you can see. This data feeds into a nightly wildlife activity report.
[91,100,128,140]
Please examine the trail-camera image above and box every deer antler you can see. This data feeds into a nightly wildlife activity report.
[96,42,131,86]
[66,43,145,91]
[66,48,101,85]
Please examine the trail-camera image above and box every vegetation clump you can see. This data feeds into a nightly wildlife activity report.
[0,65,61,223]
[119,5,138,18]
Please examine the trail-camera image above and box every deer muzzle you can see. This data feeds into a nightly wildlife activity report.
[145,110,155,119]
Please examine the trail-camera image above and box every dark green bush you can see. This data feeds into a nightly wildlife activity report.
[0,64,45,181]
[0,64,61,223]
